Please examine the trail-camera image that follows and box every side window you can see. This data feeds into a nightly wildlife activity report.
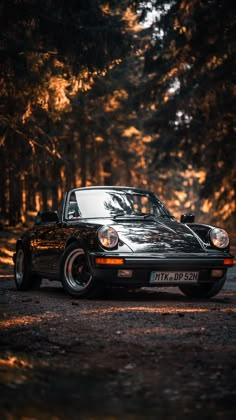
[57,194,68,221]
[66,192,80,219]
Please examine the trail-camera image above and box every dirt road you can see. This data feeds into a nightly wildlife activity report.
[0,228,236,419]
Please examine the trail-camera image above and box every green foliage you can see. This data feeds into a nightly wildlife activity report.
[0,0,141,224]
[141,0,236,222]
[0,0,235,227]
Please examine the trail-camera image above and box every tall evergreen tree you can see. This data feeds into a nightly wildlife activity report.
[0,0,140,224]
[140,0,236,225]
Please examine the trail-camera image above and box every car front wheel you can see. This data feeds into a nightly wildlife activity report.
[61,242,102,298]
[178,275,226,299]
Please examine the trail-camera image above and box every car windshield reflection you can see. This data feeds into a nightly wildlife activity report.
[66,189,173,220]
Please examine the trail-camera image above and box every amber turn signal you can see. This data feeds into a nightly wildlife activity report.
[223,258,234,266]
[95,257,124,265]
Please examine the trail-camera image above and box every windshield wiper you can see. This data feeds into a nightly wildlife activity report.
[112,212,155,220]
[143,214,156,220]
[112,212,139,219]
[112,212,126,218]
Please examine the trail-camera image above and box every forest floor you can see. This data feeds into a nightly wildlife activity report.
[0,227,236,420]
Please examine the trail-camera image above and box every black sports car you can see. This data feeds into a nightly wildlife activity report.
[14,186,234,299]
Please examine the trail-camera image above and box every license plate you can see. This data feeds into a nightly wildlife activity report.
[150,271,199,283]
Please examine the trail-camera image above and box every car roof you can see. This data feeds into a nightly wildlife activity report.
[69,186,154,195]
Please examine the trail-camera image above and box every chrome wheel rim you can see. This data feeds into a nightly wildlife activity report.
[64,249,92,291]
[15,249,24,285]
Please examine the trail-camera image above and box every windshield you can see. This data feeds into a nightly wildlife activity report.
[65,189,173,220]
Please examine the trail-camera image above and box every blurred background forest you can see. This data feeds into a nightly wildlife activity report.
[0,0,235,230]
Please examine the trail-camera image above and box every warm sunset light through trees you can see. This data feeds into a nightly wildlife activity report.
[0,0,235,228]
[141,0,235,227]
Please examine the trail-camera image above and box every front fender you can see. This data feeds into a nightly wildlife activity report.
[187,223,231,252]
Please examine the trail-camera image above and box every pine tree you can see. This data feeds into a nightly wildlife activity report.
[140,0,236,225]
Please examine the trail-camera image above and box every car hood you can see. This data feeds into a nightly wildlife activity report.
[112,219,204,253]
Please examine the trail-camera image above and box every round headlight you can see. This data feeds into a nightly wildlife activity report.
[210,228,229,249]
[98,226,119,249]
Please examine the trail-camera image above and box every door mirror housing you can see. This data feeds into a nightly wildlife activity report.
[180,214,195,224]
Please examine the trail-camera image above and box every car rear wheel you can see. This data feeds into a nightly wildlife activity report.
[14,244,41,290]
[178,275,226,299]
[61,242,103,298]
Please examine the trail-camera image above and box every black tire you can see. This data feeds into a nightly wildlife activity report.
[14,244,41,290]
[179,275,226,299]
[61,242,103,298]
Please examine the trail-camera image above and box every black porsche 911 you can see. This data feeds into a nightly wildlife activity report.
[14,186,234,299]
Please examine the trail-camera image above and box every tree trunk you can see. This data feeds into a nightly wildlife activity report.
[80,135,87,187]
[6,135,22,225]
[0,147,7,217]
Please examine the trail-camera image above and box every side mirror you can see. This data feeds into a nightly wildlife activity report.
[35,211,59,225]
[180,214,195,224]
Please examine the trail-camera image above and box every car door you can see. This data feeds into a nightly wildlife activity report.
[31,194,69,276]
[31,222,65,276]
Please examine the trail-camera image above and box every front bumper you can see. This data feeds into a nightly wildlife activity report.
[88,251,234,287]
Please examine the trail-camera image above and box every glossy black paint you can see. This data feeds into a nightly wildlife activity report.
[180,213,195,223]
[15,186,234,288]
